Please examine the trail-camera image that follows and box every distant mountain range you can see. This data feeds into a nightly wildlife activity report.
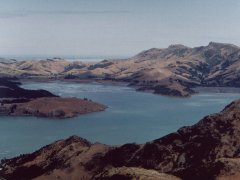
[1,42,240,97]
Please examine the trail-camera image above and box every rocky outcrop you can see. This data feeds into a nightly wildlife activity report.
[2,99,240,179]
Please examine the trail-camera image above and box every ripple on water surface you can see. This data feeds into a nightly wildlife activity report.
[1,81,240,159]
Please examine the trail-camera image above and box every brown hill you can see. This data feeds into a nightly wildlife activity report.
[0,78,106,118]
[1,42,240,97]
[2,99,240,179]
[2,97,107,118]
[95,167,180,180]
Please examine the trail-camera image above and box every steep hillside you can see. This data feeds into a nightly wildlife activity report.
[2,99,240,179]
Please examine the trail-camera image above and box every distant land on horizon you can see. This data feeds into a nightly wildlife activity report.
[1,41,239,62]
[1,42,240,98]
[0,55,129,62]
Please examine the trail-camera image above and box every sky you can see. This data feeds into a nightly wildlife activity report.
[0,0,240,59]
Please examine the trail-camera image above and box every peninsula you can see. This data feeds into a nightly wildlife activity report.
[0,78,106,118]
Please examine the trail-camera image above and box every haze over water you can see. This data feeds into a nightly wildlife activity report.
[1,81,240,159]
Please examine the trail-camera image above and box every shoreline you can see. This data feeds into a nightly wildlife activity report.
[0,78,107,119]
[2,99,240,179]
[20,77,240,96]
[1,79,240,161]
[193,86,240,94]
[19,77,129,87]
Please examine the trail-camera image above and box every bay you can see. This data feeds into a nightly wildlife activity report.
[1,81,240,159]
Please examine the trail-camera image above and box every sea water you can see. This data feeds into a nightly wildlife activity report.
[1,81,240,159]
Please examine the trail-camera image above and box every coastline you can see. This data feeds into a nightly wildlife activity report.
[0,78,107,119]
[2,99,240,179]
[193,86,240,94]
[20,77,240,97]
[19,77,129,87]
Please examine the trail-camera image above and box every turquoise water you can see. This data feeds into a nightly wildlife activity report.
[1,81,240,159]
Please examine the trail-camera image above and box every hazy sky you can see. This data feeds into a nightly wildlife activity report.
[0,0,240,58]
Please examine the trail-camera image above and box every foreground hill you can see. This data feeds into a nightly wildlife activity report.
[1,42,240,97]
[2,99,240,179]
